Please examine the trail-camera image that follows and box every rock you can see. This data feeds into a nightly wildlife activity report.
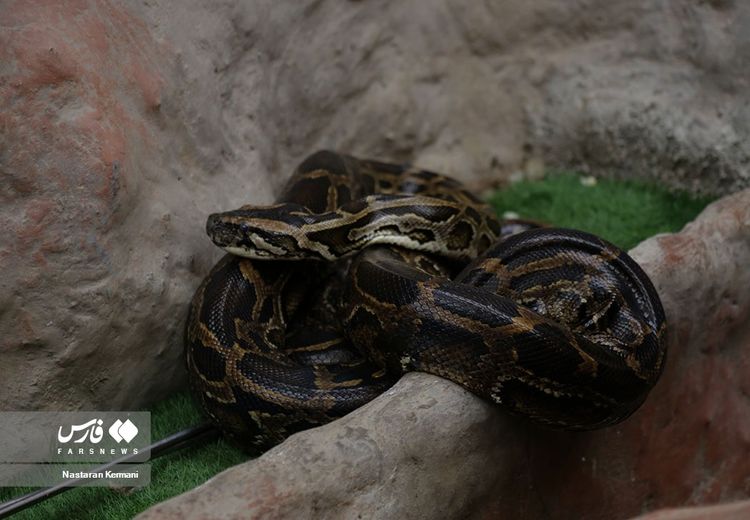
[0,1,274,410]
[136,0,750,195]
[137,189,750,519]
[632,499,750,520]
[4,0,750,411]
[138,373,522,520]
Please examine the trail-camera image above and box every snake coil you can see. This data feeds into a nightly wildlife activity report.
[186,151,666,450]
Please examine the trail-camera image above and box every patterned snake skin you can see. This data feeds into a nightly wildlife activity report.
[186,151,667,450]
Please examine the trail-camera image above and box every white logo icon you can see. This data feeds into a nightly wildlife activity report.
[57,418,139,444]
[57,419,104,444]
[108,419,139,443]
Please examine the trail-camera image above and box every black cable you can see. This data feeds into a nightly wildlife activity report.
[0,423,219,519]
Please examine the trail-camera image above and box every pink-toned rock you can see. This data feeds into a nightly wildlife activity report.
[633,499,750,520]
[0,1,274,410]
[136,188,750,519]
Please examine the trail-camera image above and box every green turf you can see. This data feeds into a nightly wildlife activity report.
[486,172,713,250]
[1,172,714,519]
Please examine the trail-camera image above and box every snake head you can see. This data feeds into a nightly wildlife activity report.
[206,203,321,260]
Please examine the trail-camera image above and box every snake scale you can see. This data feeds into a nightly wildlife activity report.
[186,150,667,451]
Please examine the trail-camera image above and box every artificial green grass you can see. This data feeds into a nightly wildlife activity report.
[1,172,715,519]
[486,172,713,250]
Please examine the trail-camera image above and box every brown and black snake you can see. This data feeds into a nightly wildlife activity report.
[186,150,667,451]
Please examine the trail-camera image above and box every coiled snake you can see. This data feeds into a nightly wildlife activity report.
[186,151,666,450]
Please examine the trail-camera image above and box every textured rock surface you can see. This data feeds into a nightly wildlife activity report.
[3,0,750,411]
[0,1,273,410]
[634,499,750,520]
[137,188,750,519]
[139,373,521,520]
[135,0,750,195]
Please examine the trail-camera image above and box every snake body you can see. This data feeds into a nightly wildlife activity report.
[186,150,667,450]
